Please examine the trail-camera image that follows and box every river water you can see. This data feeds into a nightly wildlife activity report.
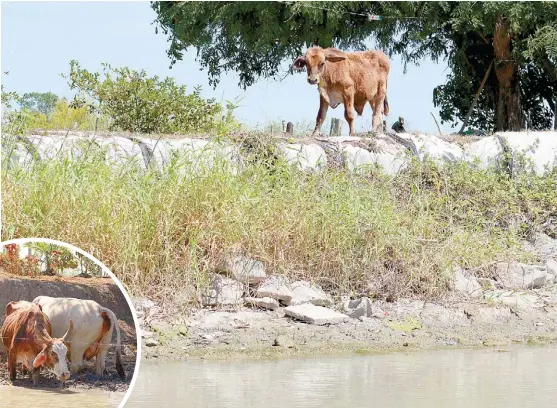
[0,386,123,407]
[126,347,557,408]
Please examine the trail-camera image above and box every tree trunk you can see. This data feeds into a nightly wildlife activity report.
[493,16,525,131]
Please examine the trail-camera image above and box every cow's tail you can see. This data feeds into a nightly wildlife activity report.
[384,94,389,116]
[100,307,126,380]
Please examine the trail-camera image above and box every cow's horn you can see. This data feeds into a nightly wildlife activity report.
[62,319,73,342]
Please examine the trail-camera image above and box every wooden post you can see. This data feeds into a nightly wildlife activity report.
[329,118,341,136]
[286,122,294,135]
[282,120,286,132]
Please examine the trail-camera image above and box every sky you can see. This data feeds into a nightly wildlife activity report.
[1,1,459,135]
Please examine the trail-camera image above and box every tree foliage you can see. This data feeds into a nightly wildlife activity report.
[25,99,105,131]
[64,60,236,134]
[19,92,59,116]
[152,1,557,131]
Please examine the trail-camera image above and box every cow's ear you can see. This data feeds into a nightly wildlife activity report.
[324,48,347,63]
[292,56,307,70]
[5,301,16,316]
[33,348,47,368]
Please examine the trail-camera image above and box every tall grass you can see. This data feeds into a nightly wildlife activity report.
[2,135,556,306]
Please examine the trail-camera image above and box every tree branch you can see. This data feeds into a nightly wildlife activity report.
[459,59,494,134]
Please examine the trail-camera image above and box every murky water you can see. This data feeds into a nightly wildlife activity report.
[127,347,557,408]
[0,386,123,407]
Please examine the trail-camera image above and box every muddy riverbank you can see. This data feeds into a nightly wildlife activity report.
[137,287,557,362]
[136,233,557,361]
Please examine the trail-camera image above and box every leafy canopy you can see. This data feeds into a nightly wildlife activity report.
[152,1,557,131]
[19,92,59,116]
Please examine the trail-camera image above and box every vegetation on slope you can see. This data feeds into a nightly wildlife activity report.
[2,135,556,305]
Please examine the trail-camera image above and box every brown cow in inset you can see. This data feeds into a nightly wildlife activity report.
[1,301,73,387]
[292,46,390,136]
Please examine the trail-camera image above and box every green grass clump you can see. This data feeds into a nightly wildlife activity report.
[2,136,556,306]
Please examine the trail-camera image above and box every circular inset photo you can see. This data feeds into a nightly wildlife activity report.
[0,238,141,407]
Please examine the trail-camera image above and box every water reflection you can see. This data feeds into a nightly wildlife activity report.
[127,348,557,408]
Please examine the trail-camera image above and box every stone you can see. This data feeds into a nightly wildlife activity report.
[284,303,349,325]
[219,255,266,284]
[201,275,244,306]
[404,132,465,163]
[463,136,503,170]
[133,297,155,311]
[255,276,293,302]
[494,262,548,289]
[244,296,280,310]
[524,233,557,260]
[343,297,373,319]
[145,338,159,347]
[500,294,542,309]
[546,259,557,276]
[279,143,327,172]
[477,278,496,290]
[485,290,544,310]
[453,268,482,297]
[496,131,557,175]
[287,281,333,306]
[546,273,556,284]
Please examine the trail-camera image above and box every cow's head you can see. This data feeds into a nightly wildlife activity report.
[292,46,348,85]
[33,319,73,385]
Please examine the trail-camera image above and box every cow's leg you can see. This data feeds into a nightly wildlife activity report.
[371,85,387,133]
[95,325,115,377]
[69,344,86,374]
[95,348,108,378]
[311,95,329,137]
[7,352,17,382]
[343,89,356,135]
[370,98,383,132]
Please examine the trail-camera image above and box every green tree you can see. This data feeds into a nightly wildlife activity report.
[26,99,103,131]
[64,60,233,134]
[152,1,557,132]
[20,92,59,116]
[25,243,78,275]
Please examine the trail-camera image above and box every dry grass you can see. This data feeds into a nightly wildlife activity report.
[2,134,556,308]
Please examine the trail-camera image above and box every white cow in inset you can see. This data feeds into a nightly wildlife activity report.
[32,296,126,379]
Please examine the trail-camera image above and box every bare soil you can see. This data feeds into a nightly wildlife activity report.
[0,272,138,392]
[139,290,557,362]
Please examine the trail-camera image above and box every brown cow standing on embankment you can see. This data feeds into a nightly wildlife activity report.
[292,46,390,136]
[1,301,73,387]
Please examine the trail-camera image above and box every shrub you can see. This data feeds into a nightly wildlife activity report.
[64,60,237,134]
[25,99,107,131]
[0,243,41,276]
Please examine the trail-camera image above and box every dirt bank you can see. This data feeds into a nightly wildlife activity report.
[0,272,137,392]
[138,288,557,362]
